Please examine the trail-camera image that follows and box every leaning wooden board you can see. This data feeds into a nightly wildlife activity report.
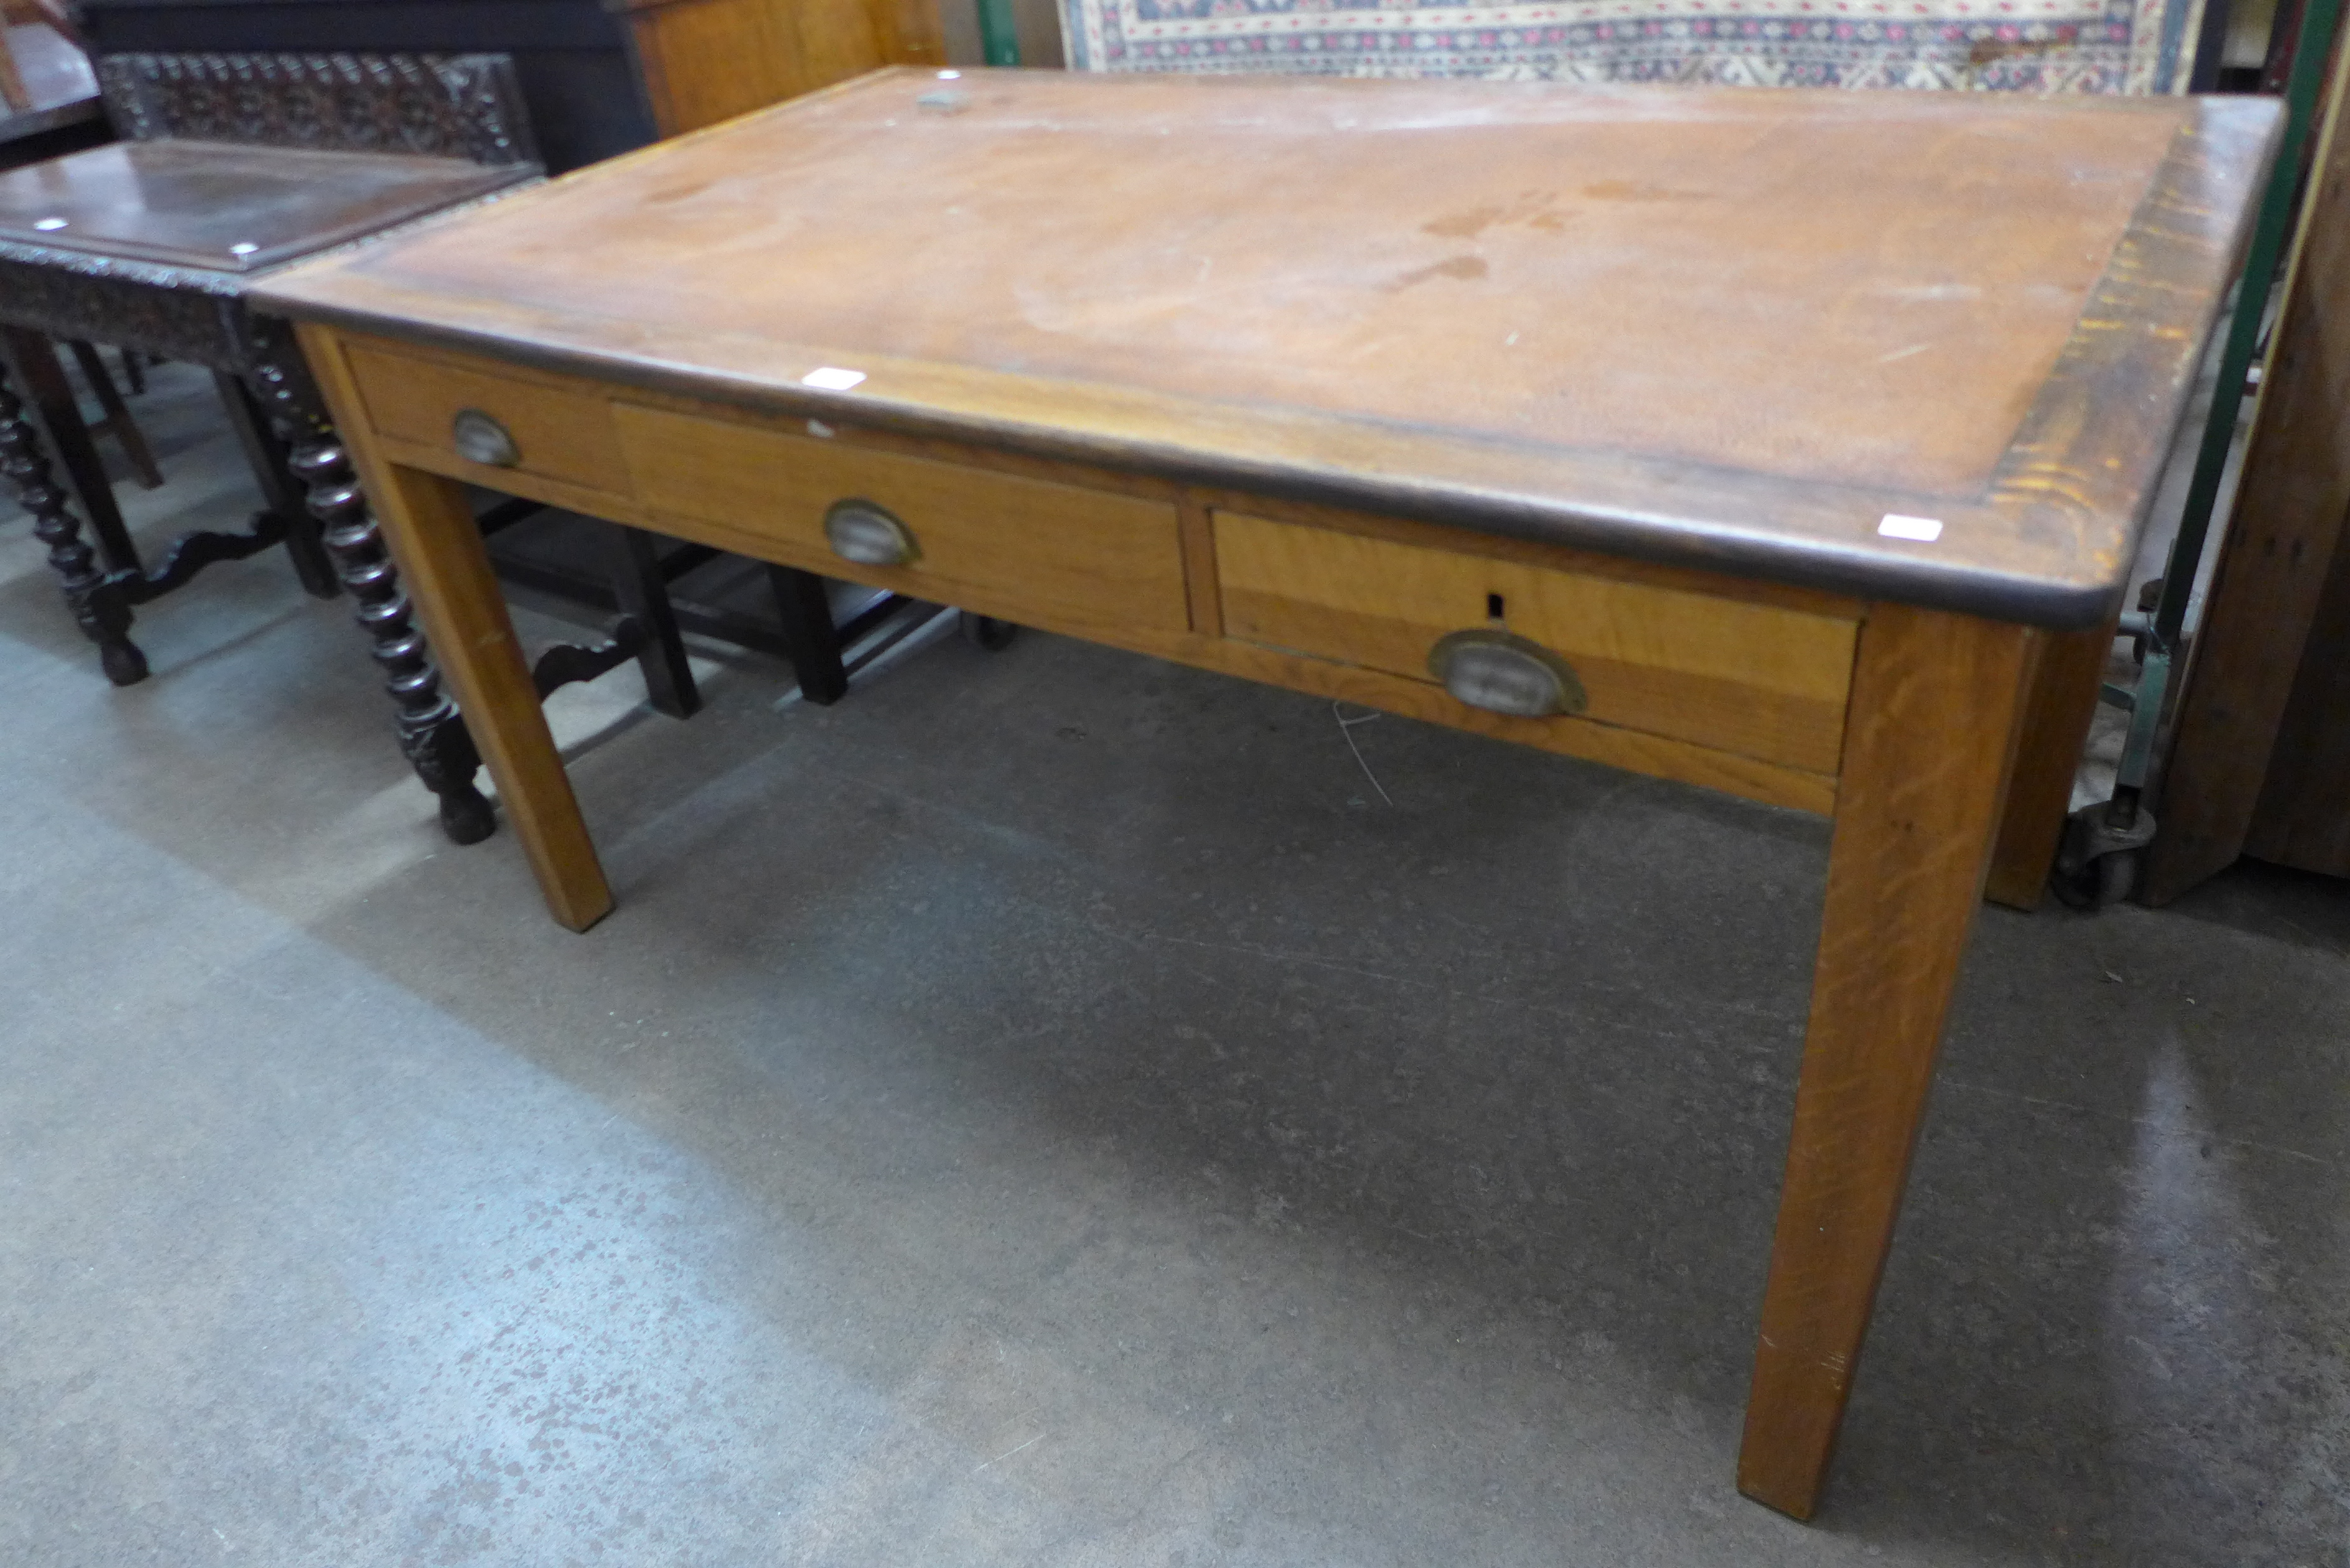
[2145,34,2350,903]
[251,70,2278,1520]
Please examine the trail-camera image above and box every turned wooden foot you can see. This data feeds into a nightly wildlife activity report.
[0,349,146,684]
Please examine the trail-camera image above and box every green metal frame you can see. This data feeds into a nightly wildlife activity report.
[978,0,1022,64]
[2107,0,2344,827]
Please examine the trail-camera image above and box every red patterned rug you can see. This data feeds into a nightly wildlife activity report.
[1063,0,2204,93]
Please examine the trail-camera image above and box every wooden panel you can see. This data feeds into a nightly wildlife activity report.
[1215,510,1858,773]
[872,0,945,62]
[627,0,890,138]
[1985,615,2116,910]
[2145,39,2350,904]
[2245,525,2350,874]
[1738,605,2038,1521]
[784,0,892,90]
[346,341,632,497]
[347,419,1842,814]
[344,405,1845,814]
[1136,628,1841,817]
[630,0,783,135]
[1192,487,1866,622]
[613,401,1192,635]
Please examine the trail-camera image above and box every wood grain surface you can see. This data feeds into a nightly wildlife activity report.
[251,70,2280,628]
[614,400,1194,636]
[1738,604,2038,1520]
[627,0,939,138]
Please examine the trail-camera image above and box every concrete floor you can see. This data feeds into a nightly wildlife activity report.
[2,365,2347,1567]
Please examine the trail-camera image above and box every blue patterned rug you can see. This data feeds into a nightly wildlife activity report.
[1064,0,2204,93]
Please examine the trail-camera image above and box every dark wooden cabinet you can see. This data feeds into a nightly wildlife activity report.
[74,0,943,173]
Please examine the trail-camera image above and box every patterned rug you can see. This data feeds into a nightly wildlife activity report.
[1062,0,2206,94]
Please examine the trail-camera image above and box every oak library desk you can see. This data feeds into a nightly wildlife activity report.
[252,71,2277,1519]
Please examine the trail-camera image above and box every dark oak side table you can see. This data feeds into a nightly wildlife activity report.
[0,49,540,841]
[71,0,967,686]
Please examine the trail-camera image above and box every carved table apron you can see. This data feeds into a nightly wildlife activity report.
[251,70,2282,1519]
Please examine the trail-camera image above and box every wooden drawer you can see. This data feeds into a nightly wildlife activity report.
[345,342,633,497]
[612,403,1192,635]
[1215,511,1858,773]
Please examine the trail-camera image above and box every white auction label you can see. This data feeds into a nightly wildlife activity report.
[1878,514,1944,542]
[802,367,866,391]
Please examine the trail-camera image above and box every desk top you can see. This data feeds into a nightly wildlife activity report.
[253,70,2278,625]
[0,140,527,274]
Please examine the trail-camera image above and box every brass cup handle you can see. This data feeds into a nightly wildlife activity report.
[1427,628,1588,719]
[823,498,920,567]
[451,408,521,468]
